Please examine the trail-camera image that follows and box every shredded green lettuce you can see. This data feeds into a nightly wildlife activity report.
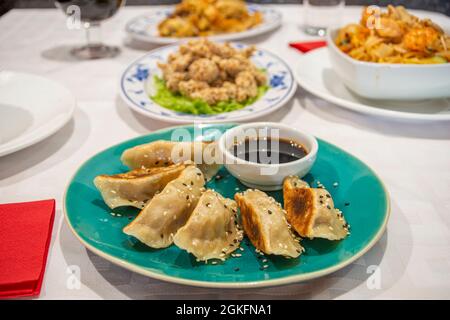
[150,76,268,115]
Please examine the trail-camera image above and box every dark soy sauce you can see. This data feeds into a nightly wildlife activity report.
[232,138,308,164]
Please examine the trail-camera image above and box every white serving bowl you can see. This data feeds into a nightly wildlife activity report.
[218,122,318,191]
[327,28,450,100]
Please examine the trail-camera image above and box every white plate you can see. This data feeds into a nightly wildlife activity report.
[120,43,296,123]
[125,4,282,44]
[295,48,450,122]
[0,71,76,157]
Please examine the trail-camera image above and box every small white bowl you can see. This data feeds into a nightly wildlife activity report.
[327,28,450,101]
[218,122,318,191]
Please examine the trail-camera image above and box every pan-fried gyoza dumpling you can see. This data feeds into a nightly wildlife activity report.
[173,190,244,262]
[120,140,221,181]
[94,163,186,209]
[234,189,303,258]
[123,166,205,248]
[283,176,349,240]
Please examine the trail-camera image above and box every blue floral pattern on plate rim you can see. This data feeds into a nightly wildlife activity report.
[120,43,296,123]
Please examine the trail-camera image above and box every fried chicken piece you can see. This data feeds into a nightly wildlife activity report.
[168,52,193,72]
[188,58,220,84]
[158,62,188,92]
[218,58,248,77]
[235,71,257,102]
[178,80,209,97]
[248,65,267,86]
[191,87,231,105]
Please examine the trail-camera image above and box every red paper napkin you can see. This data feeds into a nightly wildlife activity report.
[289,40,327,53]
[0,199,55,299]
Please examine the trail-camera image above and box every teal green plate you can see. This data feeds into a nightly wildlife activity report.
[64,124,390,288]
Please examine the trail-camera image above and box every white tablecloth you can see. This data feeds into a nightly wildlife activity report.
[1,5,450,299]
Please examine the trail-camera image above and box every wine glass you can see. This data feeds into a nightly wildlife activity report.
[55,0,125,59]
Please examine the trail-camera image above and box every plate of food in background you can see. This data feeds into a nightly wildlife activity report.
[295,6,450,122]
[120,39,296,123]
[125,0,282,44]
[64,123,390,288]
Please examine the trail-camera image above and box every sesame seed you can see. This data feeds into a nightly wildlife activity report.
[268,210,272,215]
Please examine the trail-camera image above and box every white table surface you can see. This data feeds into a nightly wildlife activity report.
[1,5,450,300]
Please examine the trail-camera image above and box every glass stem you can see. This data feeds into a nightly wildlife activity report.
[84,21,102,48]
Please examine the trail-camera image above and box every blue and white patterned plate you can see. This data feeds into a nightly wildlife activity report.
[125,5,282,44]
[120,43,296,123]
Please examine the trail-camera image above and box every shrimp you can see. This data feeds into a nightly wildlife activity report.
[403,27,440,52]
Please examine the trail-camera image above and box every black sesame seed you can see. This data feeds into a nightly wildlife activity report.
[296,249,301,253]
[224,204,228,209]
[197,173,201,176]
[229,243,234,247]
[319,195,323,199]
[182,183,187,187]
[319,200,323,204]
[160,234,163,238]
[327,205,331,209]
[164,161,169,165]
[186,195,189,200]
[326,194,331,198]
[345,202,350,206]
[268,210,272,215]
[155,161,159,165]
[190,181,194,186]
[234,267,240,272]
[233,239,237,243]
